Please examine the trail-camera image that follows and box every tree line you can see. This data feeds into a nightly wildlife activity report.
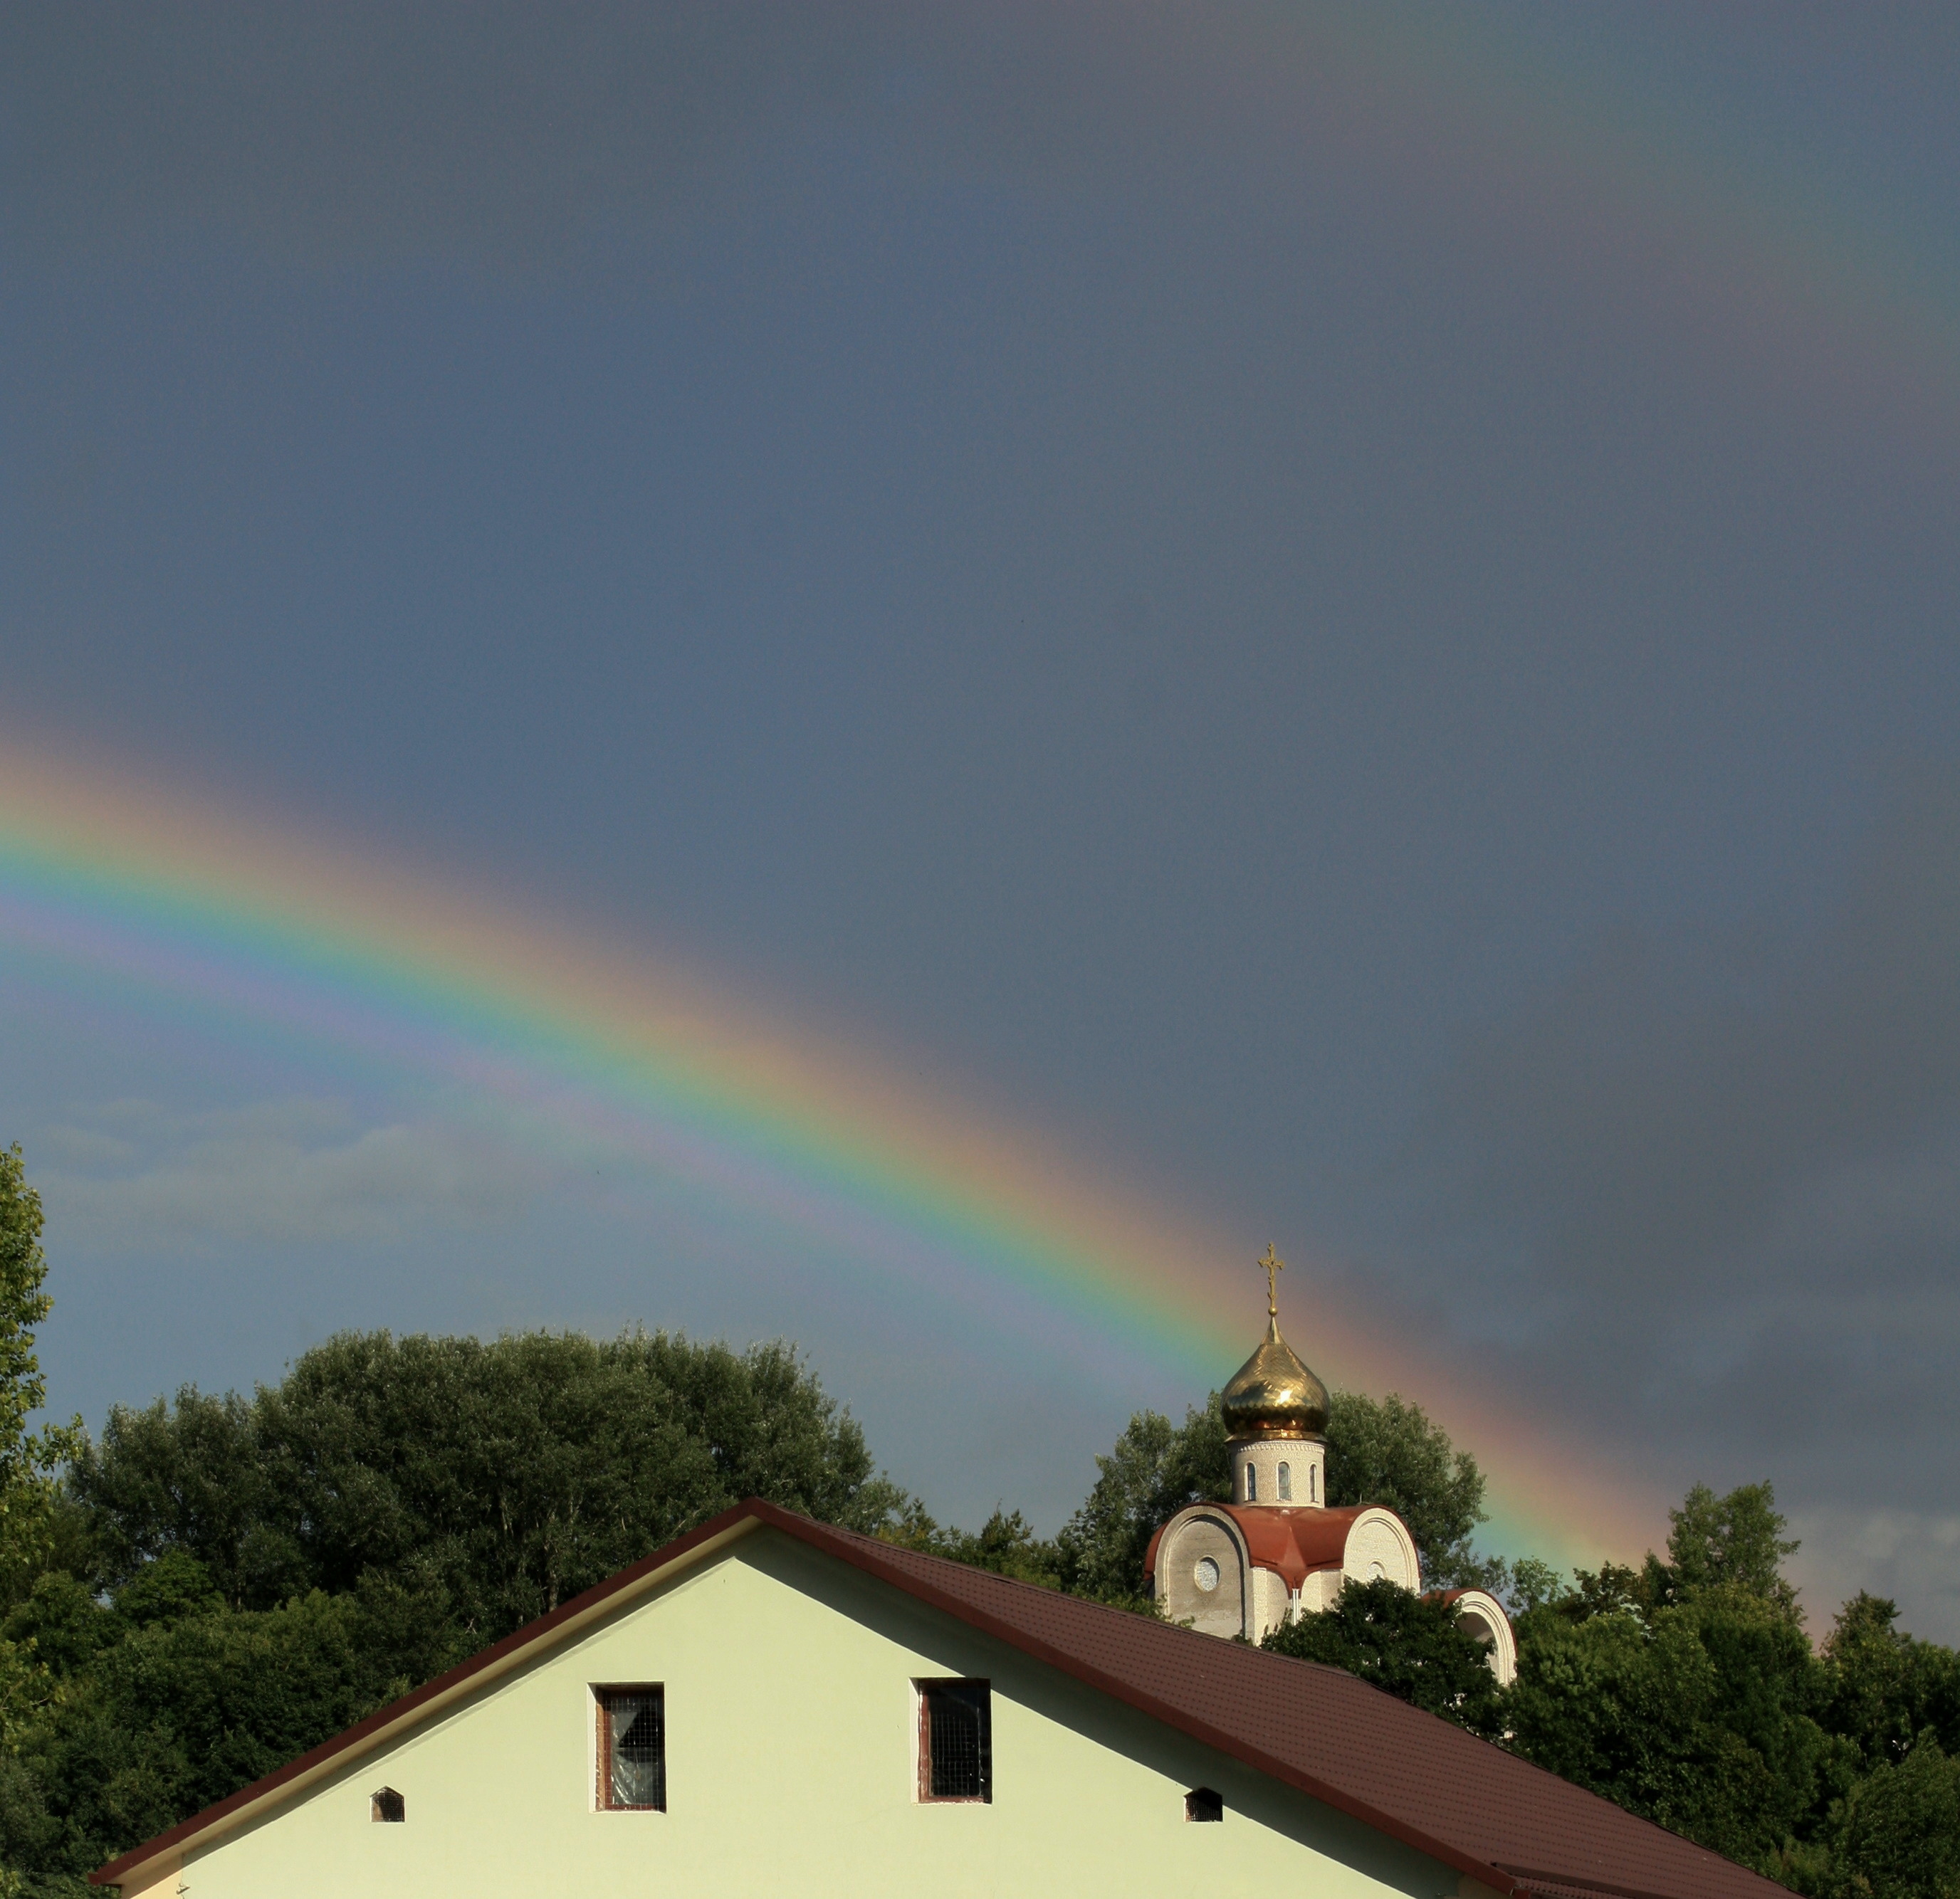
[0,1147,1954,1897]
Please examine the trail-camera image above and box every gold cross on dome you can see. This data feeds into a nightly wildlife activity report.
[1257,1243,1285,1317]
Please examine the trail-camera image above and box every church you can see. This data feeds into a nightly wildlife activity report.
[1148,1247,1516,1682]
[93,1268,1778,1899]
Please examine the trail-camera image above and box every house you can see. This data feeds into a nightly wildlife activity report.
[95,1497,1783,1899]
[1150,1250,1516,1680]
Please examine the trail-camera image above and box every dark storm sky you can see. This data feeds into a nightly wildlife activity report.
[5,4,1960,1634]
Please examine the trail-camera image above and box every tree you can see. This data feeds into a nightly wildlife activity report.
[1510,1596,1767,1855]
[1826,1732,1960,1899]
[1656,1482,1801,1617]
[65,1389,277,1611]
[1509,1480,1830,1876]
[1053,1399,1230,1606]
[1324,1392,1494,1587]
[0,1150,78,1592]
[1820,1595,1960,1778]
[1260,1577,1505,1737]
[880,1506,1064,1588]
[71,1329,908,1642]
[1,1577,463,1895]
[14,1326,911,1894]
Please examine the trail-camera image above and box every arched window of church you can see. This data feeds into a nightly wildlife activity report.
[1244,1464,1257,1503]
[1310,1465,1316,1503]
[1278,1462,1291,1501]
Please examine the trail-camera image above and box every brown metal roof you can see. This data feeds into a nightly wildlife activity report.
[94,1500,1786,1899]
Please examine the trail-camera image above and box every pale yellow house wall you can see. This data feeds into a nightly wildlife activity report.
[155,1527,1455,1899]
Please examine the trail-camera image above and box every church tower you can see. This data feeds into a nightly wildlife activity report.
[1144,1244,1513,1680]
[1221,1243,1329,1510]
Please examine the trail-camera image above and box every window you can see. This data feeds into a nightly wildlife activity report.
[1278,1461,1291,1501]
[596,1687,666,1811]
[1244,1464,1257,1503]
[370,1787,405,1823]
[917,1679,990,1802]
[1186,1787,1223,1822]
[1310,1464,1316,1503]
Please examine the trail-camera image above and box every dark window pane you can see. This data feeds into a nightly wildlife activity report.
[921,1680,991,1801]
[599,1688,666,1811]
[1186,1786,1223,1822]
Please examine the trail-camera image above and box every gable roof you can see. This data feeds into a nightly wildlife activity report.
[95,1500,1784,1899]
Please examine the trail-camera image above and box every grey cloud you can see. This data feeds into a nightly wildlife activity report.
[1786,1505,1960,1641]
[1388,779,1960,1537]
[36,1125,137,1170]
[2,3,864,263]
[1410,779,1960,1285]
[88,1096,357,1140]
[0,2,1217,267]
[41,1098,537,1249]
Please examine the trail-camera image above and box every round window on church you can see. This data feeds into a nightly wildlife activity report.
[1193,1557,1220,1593]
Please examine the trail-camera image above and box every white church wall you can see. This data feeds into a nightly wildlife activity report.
[1156,1512,1250,1638]
[1297,1567,1343,1614]
[1341,1510,1420,1592]
[1445,1591,1517,1686]
[1249,1564,1292,1641]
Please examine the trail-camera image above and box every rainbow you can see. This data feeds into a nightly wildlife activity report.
[1227,6,1960,416]
[0,739,1660,1571]
[18,7,1912,1577]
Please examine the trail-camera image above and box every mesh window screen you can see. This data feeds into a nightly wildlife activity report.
[920,1680,991,1801]
[597,1688,666,1811]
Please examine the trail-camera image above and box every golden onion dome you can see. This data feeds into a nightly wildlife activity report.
[1221,1317,1329,1439]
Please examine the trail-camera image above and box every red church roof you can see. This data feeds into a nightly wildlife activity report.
[1146,1501,1368,1591]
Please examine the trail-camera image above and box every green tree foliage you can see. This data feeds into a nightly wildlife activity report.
[0,1576,461,1896]
[72,1329,906,1640]
[1048,1398,1230,1606]
[1497,1480,1960,1889]
[1654,1481,1803,1615]
[1324,1392,1495,1588]
[1259,1577,1505,1737]
[1511,1579,1827,1868]
[1819,1595,1960,1776]
[0,1150,79,1589]
[880,1506,1065,1589]
[1825,1732,1960,1899]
